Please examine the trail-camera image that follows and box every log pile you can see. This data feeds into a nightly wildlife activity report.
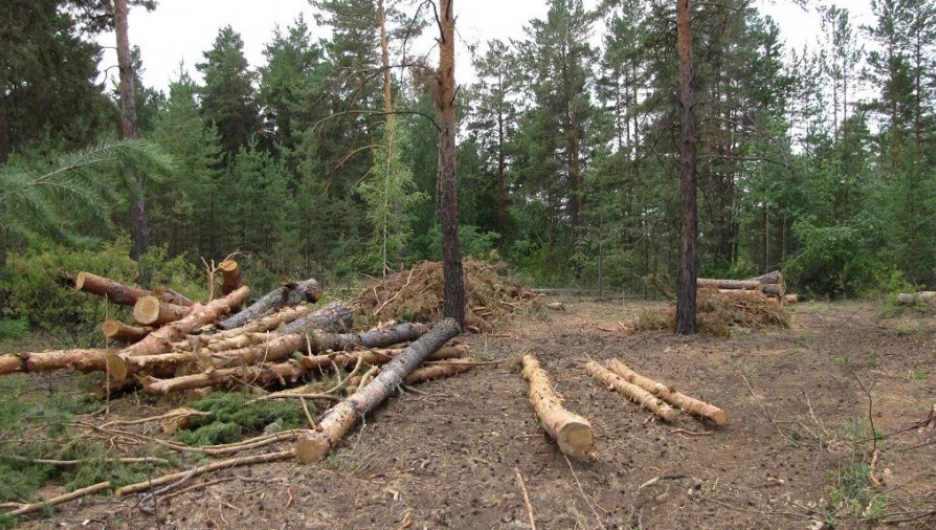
[896,291,936,307]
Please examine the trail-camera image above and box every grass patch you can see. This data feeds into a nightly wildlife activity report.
[175,391,308,446]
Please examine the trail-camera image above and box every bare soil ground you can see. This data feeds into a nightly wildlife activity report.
[13,298,936,530]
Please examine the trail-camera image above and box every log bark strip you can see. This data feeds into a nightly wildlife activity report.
[295,318,460,463]
[75,271,149,306]
[133,295,192,325]
[608,359,727,425]
[116,286,250,360]
[101,320,153,343]
[585,361,678,422]
[282,301,353,333]
[216,278,321,330]
[520,354,594,459]
[0,349,116,376]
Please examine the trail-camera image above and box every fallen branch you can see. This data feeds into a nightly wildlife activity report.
[295,318,460,463]
[115,451,293,496]
[4,481,112,517]
[515,468,537,530]
[608,359,727,425]
[521,353,594,458]
[585,361,678,422]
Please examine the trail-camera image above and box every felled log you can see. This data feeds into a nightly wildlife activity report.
[761,284,785,298]
[173,306,311,352]
[282,301,353,333]
[115,286,250,359]
[101,320,153,343]
[154,287,195,307]
[748,270,784,286]
[405,358,477,384]
[608,359,727,425]
[0,349,116,376]
[521,354,594,458]
[585,361,678,422]
[74,271,149,306]
[108,322,431,381]
[216,278,322,330]
[697,279,761,291]
[783,294,799,305]
[133,295,192,325]
[897,291,936,306]
[295,318,460,463]
[219,260,242,296]
[142,359,313,395]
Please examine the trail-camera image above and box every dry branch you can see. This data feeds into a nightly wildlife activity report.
[75,271,149,306]
[520,354,595,459]
[4,481,112,517]
[295,318,460,463]
[608,359,727,425]
[114,451,293,496]
[585,361,678,422]
[216,278,321,330]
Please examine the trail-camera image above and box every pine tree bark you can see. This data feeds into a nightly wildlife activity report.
[281,301,353,334]
[114,0,150,265]
[75,272,150,306]
[676,0,698,335]
[216,278,321,330]
[436,0,465,328]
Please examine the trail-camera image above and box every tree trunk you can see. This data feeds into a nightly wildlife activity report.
[585,361,678,422]
[114,0,150,265]
[101,320,152,343]
[75,271,150,306]
[676,0,698,335]
[282,301,353,334]
[295,318,460,463]
[608,359,727,425]
[521,354,595,459]
[0,349,117,376]
[435,0,465,328]
[216,278,321,330]
[133,295,192,325]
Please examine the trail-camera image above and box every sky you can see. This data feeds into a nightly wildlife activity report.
[96,1,877,95]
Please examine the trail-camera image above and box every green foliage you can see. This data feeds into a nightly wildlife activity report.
[0,318,29,341]
[176,392,307,446]
[423,225,499,263]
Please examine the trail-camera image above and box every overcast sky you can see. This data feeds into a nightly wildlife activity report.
[96,1,876,94]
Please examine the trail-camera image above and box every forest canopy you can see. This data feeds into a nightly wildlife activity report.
[1,0,934,299]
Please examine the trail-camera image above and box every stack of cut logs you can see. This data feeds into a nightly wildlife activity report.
[0,262,474,461]
[697,270,798,305]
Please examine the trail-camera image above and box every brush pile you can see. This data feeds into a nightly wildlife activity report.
[352,257,545,333]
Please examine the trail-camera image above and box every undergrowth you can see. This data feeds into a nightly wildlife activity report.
[175,391,307,446]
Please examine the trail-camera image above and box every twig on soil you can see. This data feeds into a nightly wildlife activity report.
[116,450,294,496]
[246,392,342,404]
[101,409,212,428]
[394,508,413,530]
[564,455,607,530]
[300,397,318,431]
[4,481,112,517]
[515,468,537,530]
[5,455,170,466]
[803,391,830,439]
[672,429,711,437]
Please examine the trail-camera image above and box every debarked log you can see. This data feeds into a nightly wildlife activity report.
[216,278,322,330]
[133,295,193,326]
[282,301,353,334]
[295,318,460,463]
[586,361,678,422]
[0,348,116,376]
[101,320,153,343]
[75,271,150,306]
[404,358,477,384]
[521,353,594,459]
[608,359,727,425]
[172,305,311,352]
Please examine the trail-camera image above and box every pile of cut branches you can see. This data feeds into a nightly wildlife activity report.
[636,286,790,336]
[352,257,544,332]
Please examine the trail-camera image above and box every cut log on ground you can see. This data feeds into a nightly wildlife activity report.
[141,359,314,395]
[697,279,761,291]
[295,318,460,463]
[585,361,678,422]
[520,354,595,459]
[897,291,936,306]
[154,287,195,307]
[0,349,116,376]
[405,358,477,384]
[748,270,785,292]
[115,286,250,359]
[216,278,321,330]
[75,271,150,306]
[608,359,727,425]
[133,295,192,326]
[173,306,310,352]
[101,320,153,343]
[282,301,353,333]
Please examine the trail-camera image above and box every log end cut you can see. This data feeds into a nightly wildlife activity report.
[555,420,595,459]
[295,432,333,464]
[133,296,163,325]
[106,354,130,382]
